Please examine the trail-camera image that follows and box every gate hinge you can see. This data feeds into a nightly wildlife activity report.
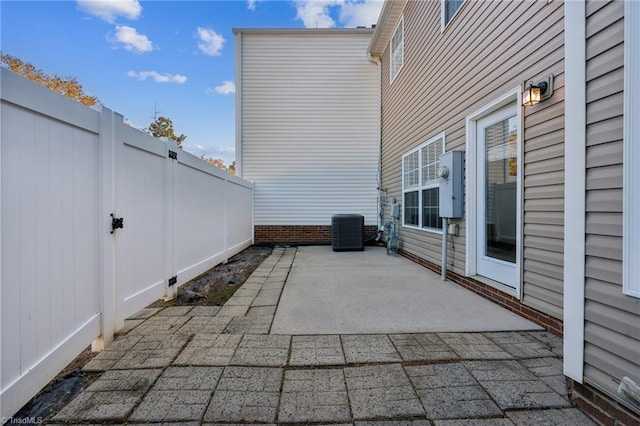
[168,150,177,160]
[110,213,124,234]
[168,276,177,286]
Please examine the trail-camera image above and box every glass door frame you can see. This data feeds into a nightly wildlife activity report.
[465,88,523,298]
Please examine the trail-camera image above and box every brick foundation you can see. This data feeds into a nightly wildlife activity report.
[570,380,640,426]
[399,249,564,337]
[255,225,379,245]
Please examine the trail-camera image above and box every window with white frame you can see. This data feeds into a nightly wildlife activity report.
[442,0,464,28]
[623,0,639,298]
[390,16,404,83]
[402,134,445,231]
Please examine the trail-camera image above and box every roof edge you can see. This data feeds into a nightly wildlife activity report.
[368,0,407,56]
[232,28,374,35]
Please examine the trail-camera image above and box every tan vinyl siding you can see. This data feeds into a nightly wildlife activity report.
[238,30,379,226]
[584,0,640,410]
[378,0,565,318]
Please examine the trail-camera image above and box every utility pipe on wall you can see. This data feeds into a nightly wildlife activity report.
[441,218,448,281]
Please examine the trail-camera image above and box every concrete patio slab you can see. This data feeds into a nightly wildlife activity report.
[251,289,281,307]
[246,305,277,317]
[127,315,191,335]
[224,316,272,334]
[53,369,162,422]
[437,333,514,360]
[178,316,231,334]
[464,360,569,410]
[519,357,568,398]
[128,367,223,422]
[278,369,351,423]
[341,334,402,364]
[355,422,431,426]
[189,306,221,316]
[234,288,261,298]
[129,389,212,422]
[216,305,250,317]
[526,330,564,357]
[111,334,189,369]
[203,367,283,423]
[83,335,143,371]
[433,420,514,426]
[405,364,502,420]
[230,335,291,366]
[49,247,589,425]
[271,246,541,334]
[485,331,557,358]
[157,306,194,316]
[344,364,424,419]
[389,333,459,362]
[506,408,596,425]
[225,296,256,306]
[174,334,242,366]
[289,335,346,366]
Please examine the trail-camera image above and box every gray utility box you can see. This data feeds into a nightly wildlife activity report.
[332,214,364,251]
[438,151,464,218]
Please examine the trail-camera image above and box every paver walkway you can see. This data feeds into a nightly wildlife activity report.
[51,247,595,425]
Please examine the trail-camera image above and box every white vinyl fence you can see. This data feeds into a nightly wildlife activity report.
[0,69,254,419]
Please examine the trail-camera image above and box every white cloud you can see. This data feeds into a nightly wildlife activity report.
[127,70,187,84]
[339,0,384,28]
[247,0,259,11]
[207,81,236,95]
[196,27,225,56]
[77,0,142,23]
[112,25,153,53]
[293,0,383,29]
[294,0,342,29]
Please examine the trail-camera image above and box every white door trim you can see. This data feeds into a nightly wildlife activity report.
[465,87,523,299]
[476,106,519,287]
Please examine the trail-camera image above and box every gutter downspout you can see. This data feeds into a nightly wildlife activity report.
[367,52,383,232]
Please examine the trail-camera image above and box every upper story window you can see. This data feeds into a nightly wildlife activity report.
[390,16,404,83]
[402,133,445,232]
[442,0,464,29]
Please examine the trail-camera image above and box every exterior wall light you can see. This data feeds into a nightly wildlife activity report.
[523,75,554,106]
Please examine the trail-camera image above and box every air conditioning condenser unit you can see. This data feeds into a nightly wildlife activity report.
[332,214,364,251]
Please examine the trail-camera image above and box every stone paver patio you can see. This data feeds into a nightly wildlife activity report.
[53,247,595,425]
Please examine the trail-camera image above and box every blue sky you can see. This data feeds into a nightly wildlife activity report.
[1,0,383,165]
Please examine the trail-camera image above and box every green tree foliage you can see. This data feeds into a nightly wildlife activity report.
[1,54,98,106]
[227,161,236,175]
[146,116,187,148]
[201,156,236,175]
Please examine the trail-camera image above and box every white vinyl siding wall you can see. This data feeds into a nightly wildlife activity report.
[237,30,379,226]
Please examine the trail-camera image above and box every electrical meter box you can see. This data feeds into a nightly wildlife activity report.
[390,203,400,219]
[438,151,464,218]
